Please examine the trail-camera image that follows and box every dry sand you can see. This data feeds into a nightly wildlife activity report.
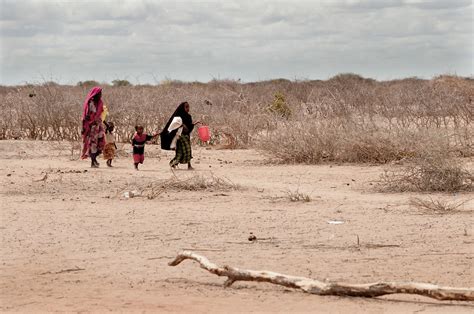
[1,140,473,313]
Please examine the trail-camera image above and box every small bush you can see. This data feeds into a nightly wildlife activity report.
[378,155,473,192]
[409,197,469,213]
[165,174,238,191]
[268,92,291,118]
[286,189,311,202]
[129,174,241,199]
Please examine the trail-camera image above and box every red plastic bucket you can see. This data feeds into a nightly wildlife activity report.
[198,125,211,142]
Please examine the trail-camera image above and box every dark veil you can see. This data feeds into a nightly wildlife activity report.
[160,102,194,150]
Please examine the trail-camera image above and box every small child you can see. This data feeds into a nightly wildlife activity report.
[132,125,159,170]
[103,121,117,167]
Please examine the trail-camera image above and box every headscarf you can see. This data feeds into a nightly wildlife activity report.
[82,87,103,121]
[165,102,193,132]
[160,102,193,150]
[81,87,104,159]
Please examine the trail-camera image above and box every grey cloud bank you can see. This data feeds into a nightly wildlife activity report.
[0,0,472,85]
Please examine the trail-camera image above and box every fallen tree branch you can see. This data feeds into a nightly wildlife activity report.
[168,251,474,301]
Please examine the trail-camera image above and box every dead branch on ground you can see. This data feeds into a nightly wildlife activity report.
[168,251,474,301]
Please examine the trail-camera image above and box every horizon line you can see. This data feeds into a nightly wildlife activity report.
[1,73,473,87]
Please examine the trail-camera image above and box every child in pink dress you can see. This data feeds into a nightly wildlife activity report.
[131,125,159,170]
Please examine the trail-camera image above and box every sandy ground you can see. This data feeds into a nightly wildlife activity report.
[0,140,473,313]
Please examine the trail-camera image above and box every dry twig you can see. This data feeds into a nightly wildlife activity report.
[40,266,85,275]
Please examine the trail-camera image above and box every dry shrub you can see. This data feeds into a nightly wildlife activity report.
[206,128,238,149]
[378,154,473,192]
[0,75,471,159]
[286,189,311,202]
[409,197,469,213]
[259,120,455,164]
[135,173,240,199]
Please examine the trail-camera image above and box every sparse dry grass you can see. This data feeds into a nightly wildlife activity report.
[409,197,470,214]
[286,189,311,202]
[124,173,241,200]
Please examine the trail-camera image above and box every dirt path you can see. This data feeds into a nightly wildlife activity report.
[1,141,473,313]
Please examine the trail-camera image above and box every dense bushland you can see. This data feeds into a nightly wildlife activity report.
[0,74,472,165]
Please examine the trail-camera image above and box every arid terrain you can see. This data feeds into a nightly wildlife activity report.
[1,140,473,313]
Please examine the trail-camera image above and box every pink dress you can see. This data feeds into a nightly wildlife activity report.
[81,87,105,159]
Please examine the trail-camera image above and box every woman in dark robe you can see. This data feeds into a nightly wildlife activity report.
[160,102,200,170]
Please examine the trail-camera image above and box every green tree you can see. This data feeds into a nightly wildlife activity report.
[77,80,100,87]
[112,79,132,87]
[268,92,291,118]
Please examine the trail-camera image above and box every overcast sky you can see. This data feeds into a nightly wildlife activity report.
[0,0,472,85]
